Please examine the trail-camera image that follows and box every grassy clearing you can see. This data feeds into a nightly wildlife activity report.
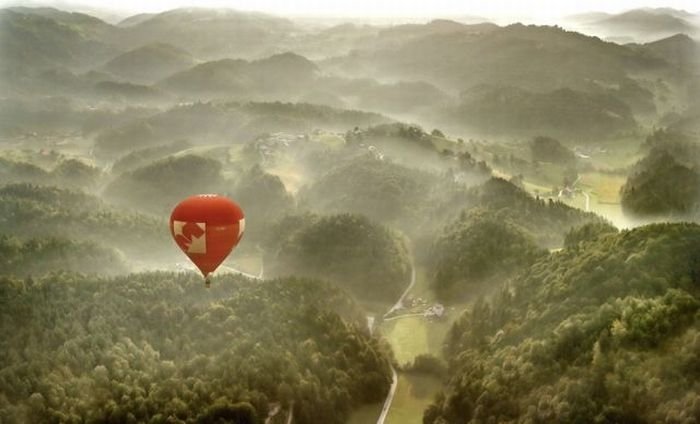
[312,132,345,149]
[381,310,464,365]
[382,316,431,365]
[380,264,468,364]
[347,402,383,424]
[581,172,626,204]
[386,373,442,424]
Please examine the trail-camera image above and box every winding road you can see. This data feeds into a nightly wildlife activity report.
[226,253,410,424]
[382,312,425,322]
[376,367,398,424]
[374,261,416,424]
[383,266,417,318]
[558,175,590,212]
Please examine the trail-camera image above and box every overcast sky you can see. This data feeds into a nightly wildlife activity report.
[1,0,698,21]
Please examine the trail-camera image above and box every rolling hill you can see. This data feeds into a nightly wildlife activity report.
[597,9,696,39]
[159,52,318,99]
[445,85,638,140]
[0,8,117,73]
[426,223,700,423]
[111,7,297,59]
[101,42,196,83]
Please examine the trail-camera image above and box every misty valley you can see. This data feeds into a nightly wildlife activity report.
[1,3,700,424]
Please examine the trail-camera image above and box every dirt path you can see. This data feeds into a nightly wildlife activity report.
[384,265,416,318]
[376,366,398,424]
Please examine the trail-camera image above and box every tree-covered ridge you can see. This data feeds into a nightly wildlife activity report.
[0,272,393,424]
[264,213,411,302]
[426,223,700,423]
[462,178,606,247]
[300,155,438,225]
[111,140,191,175]
[344,123,492,176]
[240,102,390,131]
[529,136,576,165]
[429,211,547,302]
[0,156,101,190]
[93,101,390,159]
[0,8,115,73]
[232,164,295,247]
[620,149,700,218]
[159,53,318,98]
[0,234,126,276]
[101,42,196,84]
[450,85,638,140]
[0,157,49,183]
[105,154,226,215]
[0,183,169,261]
[621,130,700,219]
[563,221,619,250]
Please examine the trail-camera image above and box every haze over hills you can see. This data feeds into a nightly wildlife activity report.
[101,42,197,84]
[565,7,699,42]
[1,3,700,424]
[3,6,698,141]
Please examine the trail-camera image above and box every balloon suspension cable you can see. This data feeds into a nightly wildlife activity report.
[204,274,211,288]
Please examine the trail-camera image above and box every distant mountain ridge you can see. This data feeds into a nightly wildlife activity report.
[101,42,196,83]
[111,7,298,59]
[159,52,318,98]
[566,7,699,42]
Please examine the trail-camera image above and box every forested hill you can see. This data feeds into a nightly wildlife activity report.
[263,213,411,303]
[0,184,170,262]
[426,222,700,423]
[0,272,393,424]
[461,177,606,247]
[620,129,700,220]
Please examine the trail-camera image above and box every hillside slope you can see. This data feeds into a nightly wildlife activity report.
[426,223,700,423]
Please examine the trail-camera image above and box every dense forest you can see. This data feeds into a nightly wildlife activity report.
[300,155,439,225]
[429,212,546,302]
[621,129,700,219]
[263,213,411,302]
[0,235,127,276]
[0,273,393,424]
[0,184,170,262]
[458,178,605,248]
[425,223,700,423]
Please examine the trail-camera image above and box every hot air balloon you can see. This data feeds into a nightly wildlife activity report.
[170,194,245,287]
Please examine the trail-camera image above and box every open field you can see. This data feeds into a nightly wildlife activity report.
[380,264,469,363]
[348,402,383,424]
[312,132,345,149]
[581,171,627,204]
[382,316,434,365]
[381,310,466,365]
[386,373,442,424]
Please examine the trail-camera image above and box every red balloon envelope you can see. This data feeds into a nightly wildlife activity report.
[170,194,245,279]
